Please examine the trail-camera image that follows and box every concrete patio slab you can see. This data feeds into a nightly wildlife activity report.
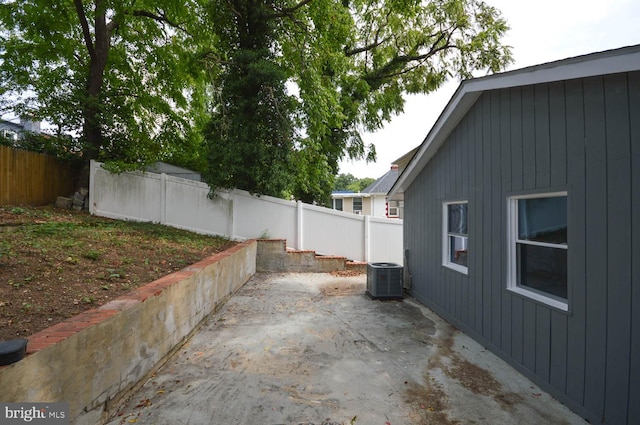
[107,273,585,425]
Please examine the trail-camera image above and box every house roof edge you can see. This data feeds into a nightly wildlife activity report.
[388,43,640,199]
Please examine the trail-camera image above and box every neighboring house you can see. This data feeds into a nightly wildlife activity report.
[332,165,403,218]
[388,44,640,425]
[0,118,41,144]
[144,162,202,182]
[362,165,402,218]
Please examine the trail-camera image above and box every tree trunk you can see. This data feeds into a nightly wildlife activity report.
[83,1,109,162]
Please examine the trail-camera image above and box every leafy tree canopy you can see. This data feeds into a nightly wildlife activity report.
[1,0,512,201]
[333,173,359,191]
[0,0,212,173]
[333,173,375,193]
[204,0,512,202]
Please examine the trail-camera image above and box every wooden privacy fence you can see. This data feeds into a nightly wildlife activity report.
[0,146,78,206]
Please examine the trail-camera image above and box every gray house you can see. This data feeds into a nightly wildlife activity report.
[0,118,41,143]
[389,45,640,425]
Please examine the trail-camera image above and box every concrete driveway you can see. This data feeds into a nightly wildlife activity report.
[107,273,585,425]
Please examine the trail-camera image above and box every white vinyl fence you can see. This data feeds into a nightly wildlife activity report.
[89,160,403,264]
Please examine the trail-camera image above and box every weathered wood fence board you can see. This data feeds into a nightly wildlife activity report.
[0,146,77,206]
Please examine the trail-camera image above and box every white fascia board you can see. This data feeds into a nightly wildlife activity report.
[331,192,371,199]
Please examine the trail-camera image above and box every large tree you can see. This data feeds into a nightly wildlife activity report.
[204,0,296,197]
[204,0,512,202]
[0,0,211,172]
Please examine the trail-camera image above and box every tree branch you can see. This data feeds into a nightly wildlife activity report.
[344,37,389,57]
[132,9,192,35]
[362,30,457,87]
[268,0,314,19]
[73,0,96,60]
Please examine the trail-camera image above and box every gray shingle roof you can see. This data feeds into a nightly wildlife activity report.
[362,168,399,194]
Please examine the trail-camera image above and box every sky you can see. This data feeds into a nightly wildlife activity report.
[338,0,640,179]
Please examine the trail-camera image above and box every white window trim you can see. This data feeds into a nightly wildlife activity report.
[442,201,468,275]
[387,200,400,218]
[506,191,568,311]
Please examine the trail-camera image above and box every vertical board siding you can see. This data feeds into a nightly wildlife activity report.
[534,84,551,187]
[473,104,484,333]
[603,73,632,425]
[565,78,587,405]
[628,71,640,425]
[582,76,608,419]
[490,91,502,347]
[0,146,77,206]
[549,82,568,187]
[500,88,512,356]
[482,93,493,340]
[404,71,639,425]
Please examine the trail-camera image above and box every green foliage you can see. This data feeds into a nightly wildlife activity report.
[204,0,512,203]
[0,131,84,164]
[349,177,376,193]
[0,0,212,168]
[203,0,295,198]
[1,0,512,202]
[333,173,359,192]
[334,173,375,193]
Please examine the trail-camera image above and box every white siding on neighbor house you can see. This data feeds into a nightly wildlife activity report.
[89,161,403,264]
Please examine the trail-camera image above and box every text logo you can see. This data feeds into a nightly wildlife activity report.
[1,403,68,424]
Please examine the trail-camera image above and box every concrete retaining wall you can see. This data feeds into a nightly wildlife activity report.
[0,240,257,425]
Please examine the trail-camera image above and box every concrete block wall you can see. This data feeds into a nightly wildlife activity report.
[256,239,366,273]
[0,240,257,425]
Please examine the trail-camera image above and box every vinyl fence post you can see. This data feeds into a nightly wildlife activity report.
[160,173,167,225]
[296,200,303,250]
[228,190,235,240]
[89,160,96,214]
[364,215,371,263]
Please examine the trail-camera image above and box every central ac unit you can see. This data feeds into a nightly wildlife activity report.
[367,262,403,299]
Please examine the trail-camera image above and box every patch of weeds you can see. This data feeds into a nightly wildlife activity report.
[21,302,33,312]
[82,250,102,261]
[61,240,77,249]
[8,276,34,288]
[26,221,76,236]
[0,241,15,260]
[10,207,25,215]
[104,268,124,281]
[81,296,95,304]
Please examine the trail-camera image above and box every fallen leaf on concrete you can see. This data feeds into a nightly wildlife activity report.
[134,399,152,408]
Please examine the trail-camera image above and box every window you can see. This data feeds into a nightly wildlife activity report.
[333,198,343,211]
[1,129,18,142]
[353,197,362,214]
[443,201,468,274]
[507,192,568,311]
[387,200,401,218]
